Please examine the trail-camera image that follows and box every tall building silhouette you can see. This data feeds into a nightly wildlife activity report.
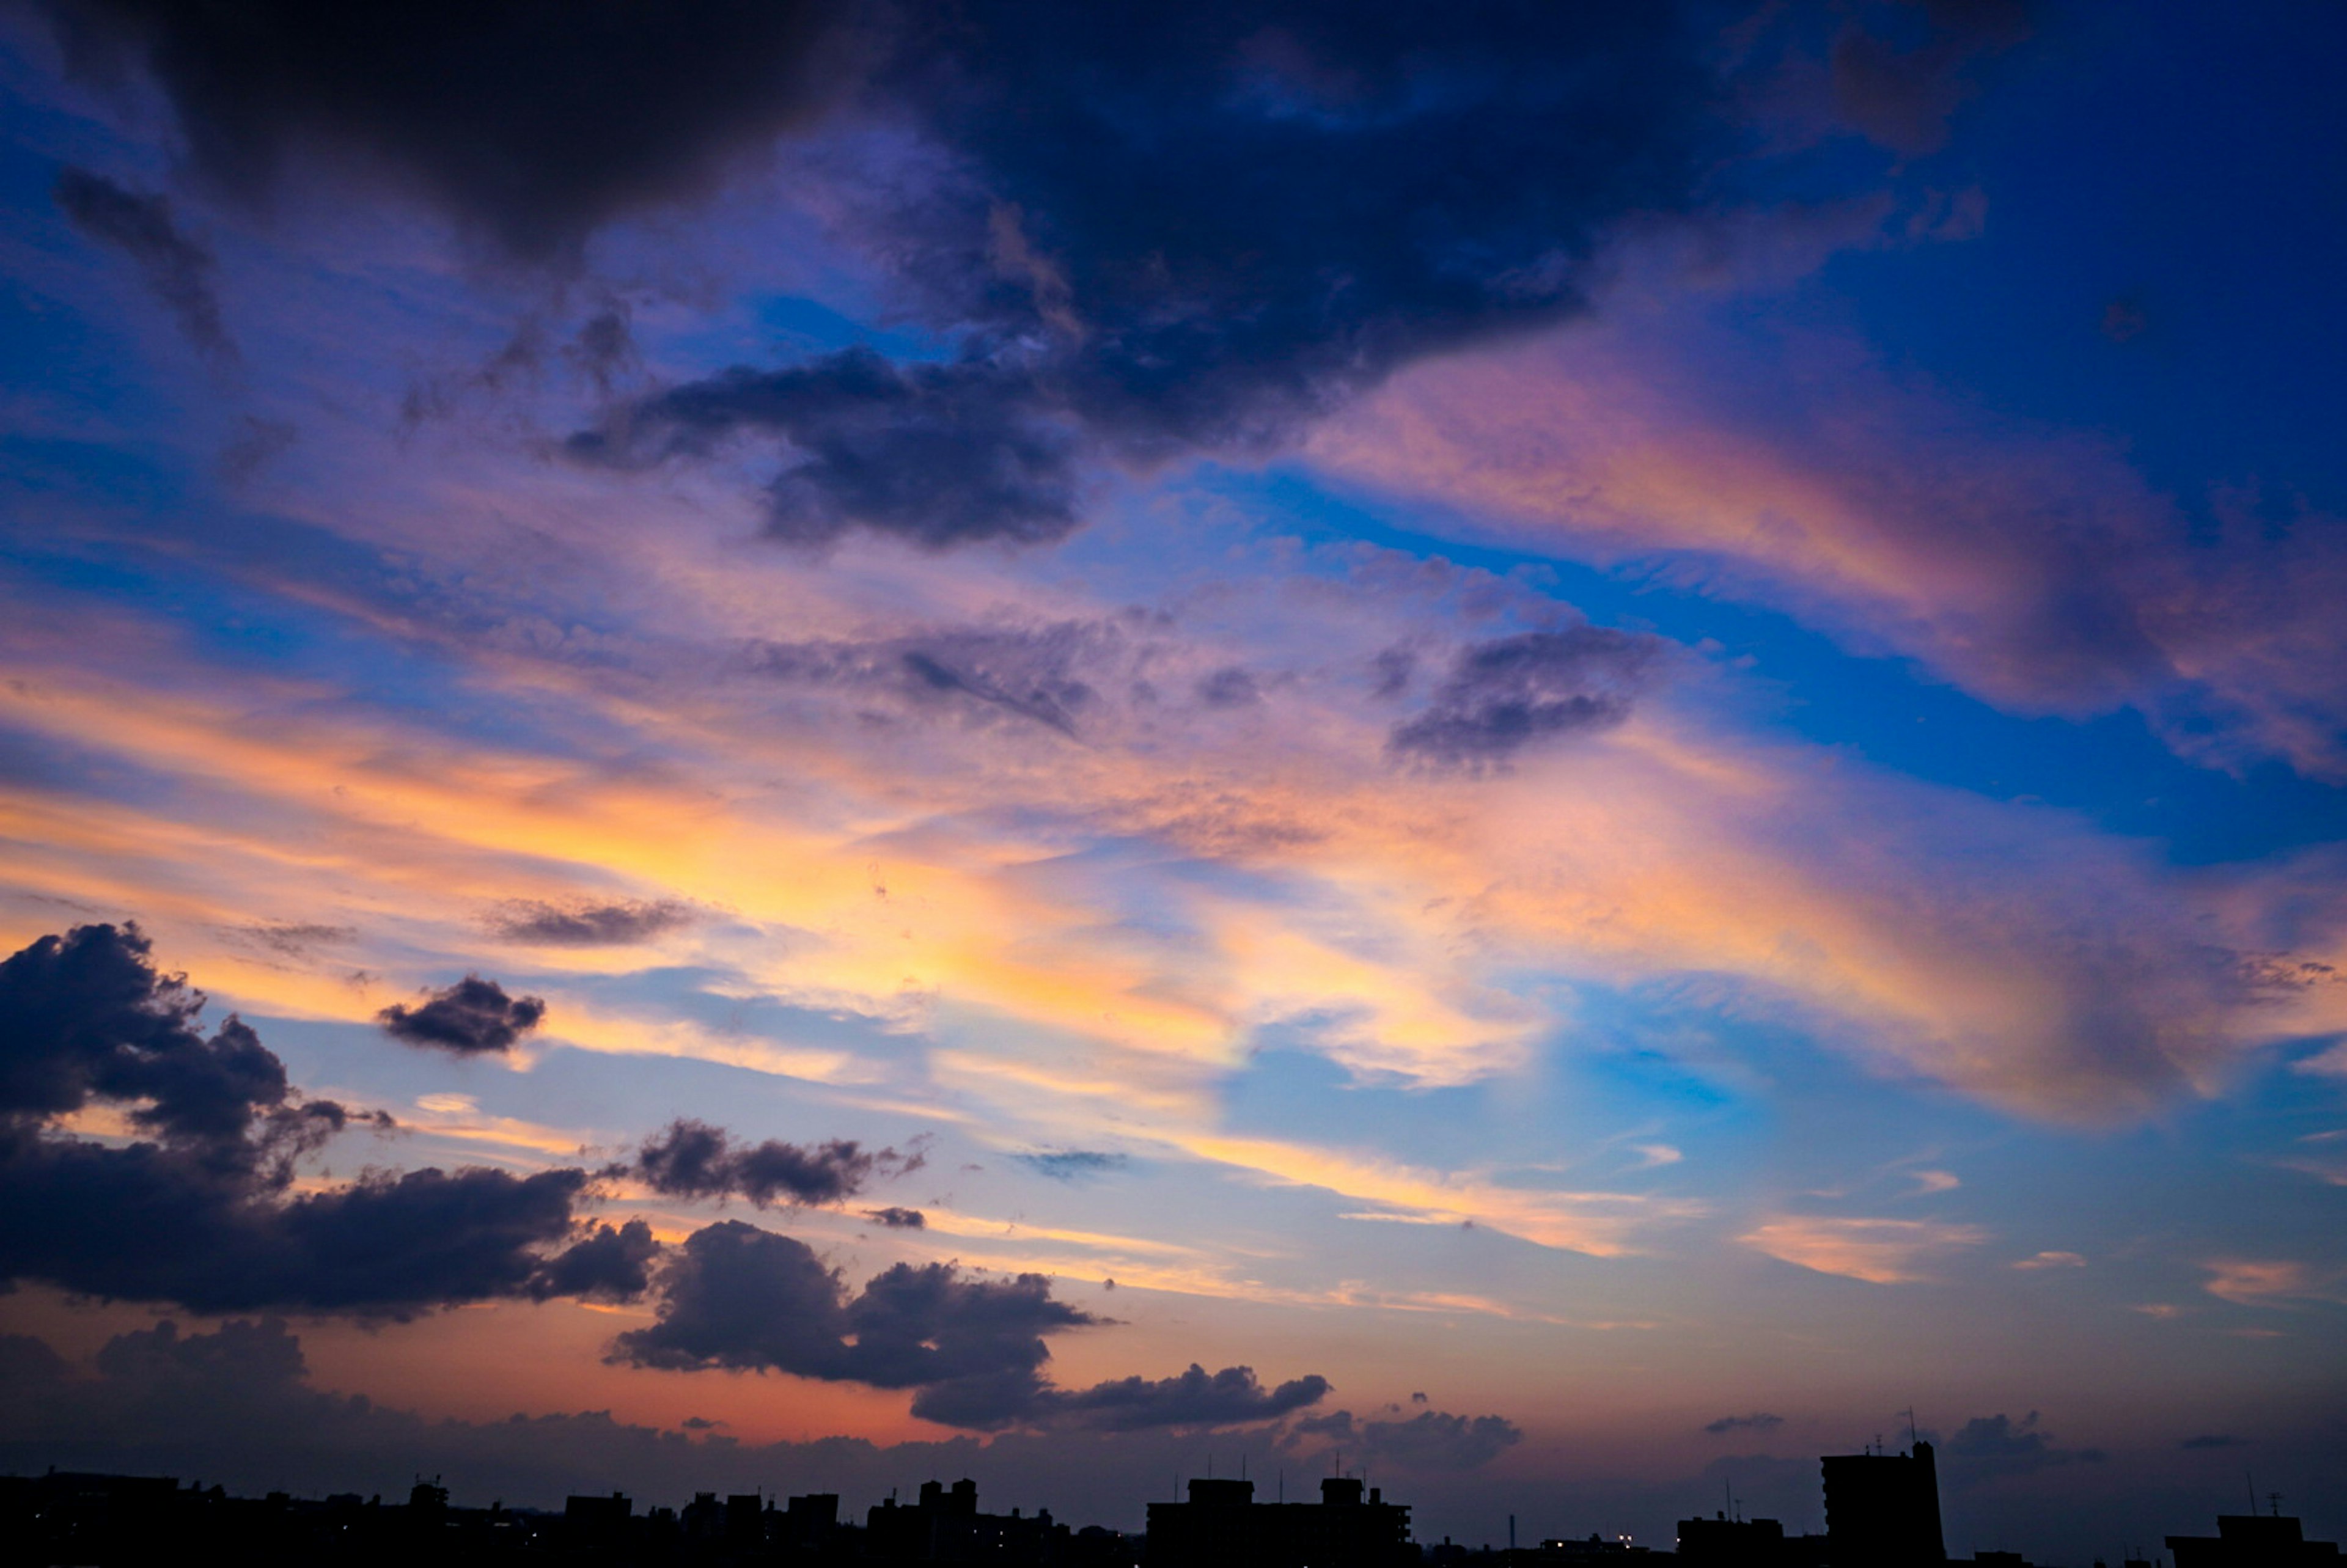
[1821,1442,1946,1568]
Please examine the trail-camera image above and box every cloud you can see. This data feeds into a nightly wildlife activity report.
[377,975,547,1055]
[0,925,631,1316]
[864,1207,927,1229]
[1387,627,1662,768]
[2201,1258,2343,1307]
[487,898,696,947]
[745,618,1135,736]
[570,3,1747,546]
[1044,1363,1329,1432]
[1827,0,2032,156]
[29,0,862,262]
[1738,1217,1991,1284]
[526,1219,663,1303]
[2180,1434,2249,1450]
[1014,1151,1129,1184]
[2012,1250,2086,1270]
[52,166,234,361]
[571,351,1082,550]
[1705,1412,1785,1435]
[1291,1407,1524,1471]
[609,1219,1100,1428]
[635,1119,907,1208]
[1944,1411,2104,1478]
[1315,309,2347,779]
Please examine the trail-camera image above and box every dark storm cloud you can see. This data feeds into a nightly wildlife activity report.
[31,0,862,262]
[1705,1412,1786,1435]
[1013,1149,1127,1183]
[575,2,1747,547]
[376,974,546,1054]
[1293,1407,1524,1471]
[52,165,233,360]
[0,923,637,1317]
[635,1118,911,1208]
[487,897,696,947]
[609,1220,1099,1428]
[1048,1363,1329,1432]
[1387,626,1664,768]
[864,1206,927,1229]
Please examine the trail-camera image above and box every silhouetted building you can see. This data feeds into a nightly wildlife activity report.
[1145,1475,1415,1568]
[867,1476,1071,1566]
[1680,1512,1833,1568]
[2168,1512,2341,1568]
[1822,1443,1945,1568]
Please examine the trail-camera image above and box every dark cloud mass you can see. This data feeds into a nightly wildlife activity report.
[0,924,615,1316]
[1293,1407,1524,1470]
[52,165,233,360]
[573,2,1744,546]
[1048,1363,1329,1432]
[32,0,861,260]
[613,1223,1335,1434]
[748,618,1137,738]
[1944,1411,2104,1476]
[1705,1412,1786,1435]
[488,897,696,946]
[635,1118,904,1208]
[609,1220,1097,1427]
[377,974,546,1054]
[864,1206,927,1229]
[1388,626,1664,767]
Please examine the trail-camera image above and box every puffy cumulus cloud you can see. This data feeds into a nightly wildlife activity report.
[0,924,634,1316]
[635,1119,914,1209]
[487,897,696,947]
[1045,1363,1329,1433]
[1,921,295,1150]
[1313,310,2347,779]
[611,1221,1336,1433]
[26,0,864,262]
[1387,627,1664,769]
[1944,1411,2104,1478]
[609,1219,1095,1428]
[568,2,1756,547]
[377,975,546,1055]
[1291,1406,1524,1471]
[52,167,233,362]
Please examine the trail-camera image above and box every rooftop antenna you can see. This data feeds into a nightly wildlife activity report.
[2268,1493,2283,1519]
[1279,1469,1285,1504]
[2246,1473,2258,1515]
[1903,1409,1920,1448]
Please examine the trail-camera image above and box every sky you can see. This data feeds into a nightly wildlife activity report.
[1,0,2344,1558]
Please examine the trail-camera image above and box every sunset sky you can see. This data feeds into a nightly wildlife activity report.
[2,1,2343,1558]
